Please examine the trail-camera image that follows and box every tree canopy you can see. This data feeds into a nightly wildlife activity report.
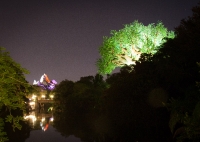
[97,20,175,74]
[0,47,30,141]
[53,74,107,141]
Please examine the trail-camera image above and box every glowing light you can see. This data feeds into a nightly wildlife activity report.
[33,73,57,91]
[40,122,43,127]
[29,101,35,105]
[44,124,49,131]
[41,117,45,122]
[32,95,36,100]
[50,95,54,99]
[41,95,45,99]
[24,115,36,122]
[50,117,54,122]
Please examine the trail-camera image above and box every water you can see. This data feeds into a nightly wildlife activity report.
[6,99,172,142]
[23,104,82,142]
[25,125,81,142]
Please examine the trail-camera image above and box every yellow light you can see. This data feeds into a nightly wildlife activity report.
[24,115,36,122]
[50,95,54,99]
[42,117,45,122]
[29,102,35,105]
[32,95,36,100]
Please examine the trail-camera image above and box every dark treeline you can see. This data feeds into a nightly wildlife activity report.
[53,3,200,142]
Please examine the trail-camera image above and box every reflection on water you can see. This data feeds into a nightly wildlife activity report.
[25,125,81,142]
[24,100,54,130]
[24,102,82,142]
[24,111,53,131]
[7,94,173,142]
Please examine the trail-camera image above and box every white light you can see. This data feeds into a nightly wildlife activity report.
[50,117,54,122]
[29,102,35,105]
[42,117,45,122]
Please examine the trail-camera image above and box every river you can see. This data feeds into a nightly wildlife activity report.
[25,125,81,142]
[23,102,82,142]
[7,97,173,142]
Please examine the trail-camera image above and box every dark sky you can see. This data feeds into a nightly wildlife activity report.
[0,0,199,84]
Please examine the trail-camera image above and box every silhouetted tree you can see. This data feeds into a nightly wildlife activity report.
[53,75,107,141]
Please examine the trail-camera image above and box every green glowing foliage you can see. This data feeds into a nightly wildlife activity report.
[97,21,175,74]
[0,47,30,141]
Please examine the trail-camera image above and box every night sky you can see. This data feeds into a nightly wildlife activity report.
[0,0,199,84]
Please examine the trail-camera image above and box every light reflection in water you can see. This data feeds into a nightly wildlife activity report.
[24,96,54,131]
[24,110,54,131]
[24,114,37,128]
[24,109,82,142]
[24,102,54,131]
[24,98,82,141]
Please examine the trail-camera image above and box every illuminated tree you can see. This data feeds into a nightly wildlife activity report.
[0,47,30,141]
[97,21,175,74]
